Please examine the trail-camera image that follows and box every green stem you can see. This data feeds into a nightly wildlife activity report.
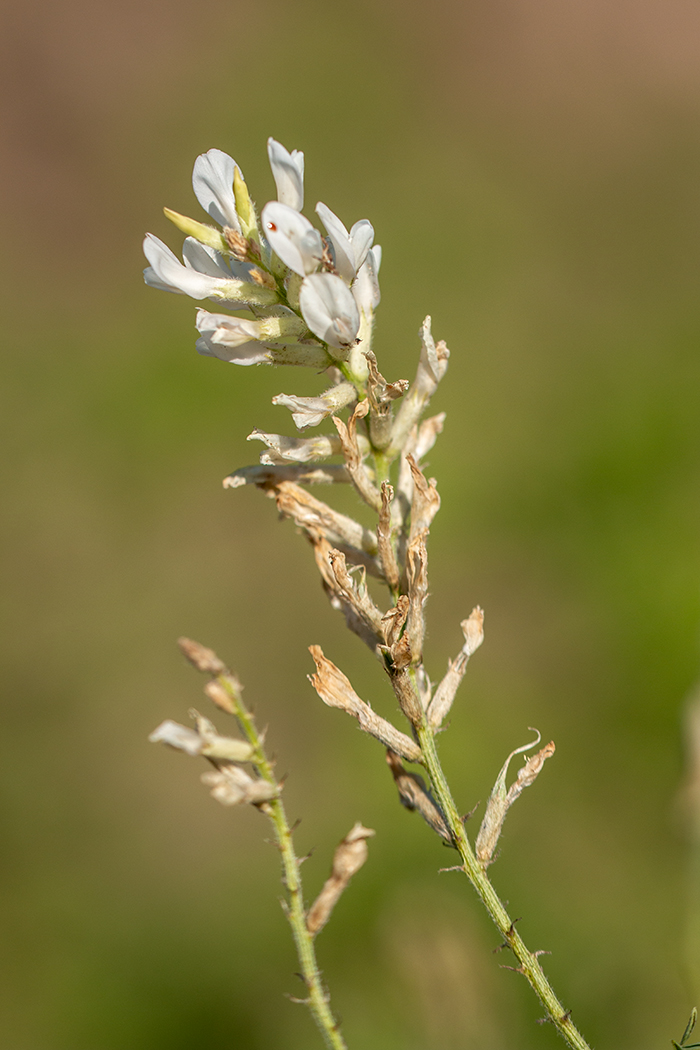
[415,718,593,1050]
[218,675,347,1050]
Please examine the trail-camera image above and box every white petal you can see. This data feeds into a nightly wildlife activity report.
[315,202,355,282]
[182,238,260,286]
[192,148,241,231]
[182,237,231,278]
[267,138,305,212]
[149,720,202,756]
[372,244,382,272]
[349,219,374,273]
[352,250,381,316]
[143,234,228,299]
[262,201,323,276]
[299,273,360,350]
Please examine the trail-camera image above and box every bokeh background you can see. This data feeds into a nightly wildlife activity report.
[2,0,700,1047]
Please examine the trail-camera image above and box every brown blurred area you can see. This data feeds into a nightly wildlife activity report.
[1,1,700,1047]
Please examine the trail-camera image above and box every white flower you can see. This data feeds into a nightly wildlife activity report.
[196,309,261,347]
[299,272,360,350]
[315,203,374,284]
[144,234,233,299]
[148,720,202,755]
[261,201,323,276]
[267,138,304,212]
[195,309,319,367]
[196,310,272,365]
[143,234,276,307]
[271,380,357,429]
[352,246,381,316]
[192,148,241,231]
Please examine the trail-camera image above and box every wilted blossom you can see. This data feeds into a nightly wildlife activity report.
[271,381,357,429]
[247,429,343,464]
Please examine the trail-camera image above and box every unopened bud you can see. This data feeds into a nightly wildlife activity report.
[233,166,258,239]
[204,679,236,715]
[163,208,229,254]
[177,637,227,676]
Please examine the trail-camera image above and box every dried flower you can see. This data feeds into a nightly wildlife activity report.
[308,645,422,763]
[306,823,375,936]
[427,607,484,729]
[475,732,555,864]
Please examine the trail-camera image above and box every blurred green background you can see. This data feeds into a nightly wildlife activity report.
[1,0,700,1047]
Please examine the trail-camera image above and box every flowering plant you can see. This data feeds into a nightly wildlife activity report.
[144,136,592,1050]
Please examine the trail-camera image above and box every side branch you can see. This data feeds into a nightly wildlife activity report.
[176,640,348,1050]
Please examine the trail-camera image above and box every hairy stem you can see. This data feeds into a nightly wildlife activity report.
[217,674,347,1050]
[415,718,593,1050]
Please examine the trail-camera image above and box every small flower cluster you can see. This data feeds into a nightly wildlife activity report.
[143,139,380,382]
